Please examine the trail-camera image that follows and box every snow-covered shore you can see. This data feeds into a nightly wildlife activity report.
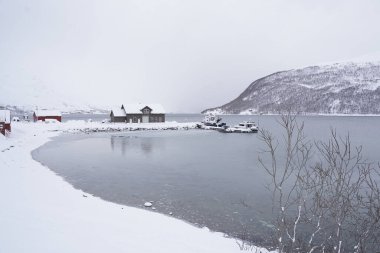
[0,121,270,253]
[45,120,199,133]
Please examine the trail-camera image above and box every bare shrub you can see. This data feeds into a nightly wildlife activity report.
[258,113,380,253]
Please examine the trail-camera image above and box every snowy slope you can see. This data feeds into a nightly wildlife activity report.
[0,74,97,112]
[203,61,380,115]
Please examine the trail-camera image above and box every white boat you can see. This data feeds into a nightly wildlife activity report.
[197,114,226,128]
[223,121,258,133]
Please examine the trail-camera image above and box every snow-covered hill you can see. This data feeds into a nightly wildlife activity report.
[203,61,380,115]
[0,82,101,112]
[0,74,103,113]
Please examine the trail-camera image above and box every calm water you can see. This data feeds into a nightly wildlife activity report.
[32,115,380,245]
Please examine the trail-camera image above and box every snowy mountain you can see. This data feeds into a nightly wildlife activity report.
[0,75,103,113]
[203,61,380,115]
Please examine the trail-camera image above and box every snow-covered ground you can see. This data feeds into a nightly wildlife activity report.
[60,120,198,133]
[0,121,271,253]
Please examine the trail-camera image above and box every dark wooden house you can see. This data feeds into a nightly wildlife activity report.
[0,110,11,136]
[33,110,62,122]
[110,107,127,122]
[110,104,165,123]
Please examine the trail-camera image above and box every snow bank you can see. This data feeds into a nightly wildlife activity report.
[60,120,198,133]
[0,122,271,253]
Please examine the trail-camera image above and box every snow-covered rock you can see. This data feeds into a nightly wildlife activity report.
[144,202,153,207]
[203,61,380,115]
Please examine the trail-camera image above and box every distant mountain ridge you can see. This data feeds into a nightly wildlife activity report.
[0,78,103,113]
[203,61,380,115]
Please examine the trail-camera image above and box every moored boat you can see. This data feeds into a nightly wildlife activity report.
[221,121,258,133]
[196,114,226,129]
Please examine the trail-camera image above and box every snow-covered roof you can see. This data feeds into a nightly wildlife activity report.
[122,104,165,114]
[0,110,11,123]
[111,108,126,117]
[34,110,62,117]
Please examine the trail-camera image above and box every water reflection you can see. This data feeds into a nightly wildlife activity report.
[110,135,164,156]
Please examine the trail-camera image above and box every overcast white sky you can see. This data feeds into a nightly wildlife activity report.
[1,0,380,112]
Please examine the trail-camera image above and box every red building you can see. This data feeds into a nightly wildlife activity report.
[0,110,11,136]
[33,110,62,122]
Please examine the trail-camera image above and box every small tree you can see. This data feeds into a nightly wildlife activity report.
[258,113,380,253]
